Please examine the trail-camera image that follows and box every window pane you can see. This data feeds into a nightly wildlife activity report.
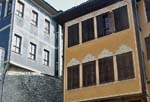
[145,36,150,59]
[145,0,150,22]
[82,18,94,42]
[68,23,79,47]
[82,61,96,87]
[114,6,129,32]
[17,1,24,17]
[29,43,36,60]
[116,52,135,81]
[13,34,22,54]
[67,65,80,90]
[99,57,114,84]
[43,49,49,66]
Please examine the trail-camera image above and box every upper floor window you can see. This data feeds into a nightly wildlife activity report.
[43,49,49,66]
[145,36,150,59]
[0,4,2,18]
[82,61,96,87]
[13,34,22,54]
[99,56,114,84]
[16,0,24,17]
[67,65,80,90]
[144,0,150,22]
[82,18,94,42]
[113,6,129,32]
[116,52,135,81]
[31,10,38,26]
[68,23,79,47]
[29,42,36,60]
[6,0,12,16]
[45,19,50,34]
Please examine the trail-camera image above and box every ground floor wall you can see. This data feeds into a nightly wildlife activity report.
[0,65,62,102]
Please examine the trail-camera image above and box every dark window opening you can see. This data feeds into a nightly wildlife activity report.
[114,6,129,32]
[82,18,94,42]
[13,34,22,54]
[68,23,79,47]
[145,36,150,59]
[99,56,114,84]
[6,0,12,16]
[67,65,80,90]
[82,61,96,87]
[43,49,49,66]
[16,0,24,17]
[29,42,36,60]
[116,52,135,81]
[144,0,150,22]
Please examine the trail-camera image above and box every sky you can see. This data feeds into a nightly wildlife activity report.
[45,0,87,11]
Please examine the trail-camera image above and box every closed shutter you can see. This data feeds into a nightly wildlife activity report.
[145,0,150,22]
[108,12,115,33]
[97,14,104,37]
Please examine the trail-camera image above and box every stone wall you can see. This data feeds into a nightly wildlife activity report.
[0,65,62,102]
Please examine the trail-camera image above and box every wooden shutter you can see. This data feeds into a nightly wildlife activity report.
[108,12,115,33]
[99,57,114,84]
[145,37,150,59]
[83,61,96,87]
[117,52,134,81]
[67,65,80,90]
[114,6,129,32]
[68,24,79,47]
[96,14,104,37]
[82,18,94,42]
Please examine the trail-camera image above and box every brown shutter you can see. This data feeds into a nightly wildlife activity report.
[96,14,104,37]
[108,12,115,33]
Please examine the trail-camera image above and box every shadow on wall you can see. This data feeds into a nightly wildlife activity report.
[0,69,62,102]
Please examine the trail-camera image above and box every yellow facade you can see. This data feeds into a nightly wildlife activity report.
[63,0,148,102]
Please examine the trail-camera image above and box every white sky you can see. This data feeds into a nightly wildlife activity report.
[45,0,87,11]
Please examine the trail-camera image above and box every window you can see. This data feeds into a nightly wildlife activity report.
[116,52,135,81]
[29,42,36,60]
[6,0,12,16]
[16,0,24,17]
[96,12,114,37]
[99,57,114,84]
[145,36,150,59]
[68,23,79,47]
[82,61,96,87]
[82,18,94,42]
[31,10,38,26]
[144,0,150,22]
[67,65,80,90]
[114,6,129,32]
[43,49,49,66]
[13,34,22,54]
[0,4,2,18]
[45,19,50,34]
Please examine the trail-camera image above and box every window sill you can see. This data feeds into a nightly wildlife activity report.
[12,51,22,56]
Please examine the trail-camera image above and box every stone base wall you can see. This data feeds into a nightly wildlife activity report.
[0,65,62,102]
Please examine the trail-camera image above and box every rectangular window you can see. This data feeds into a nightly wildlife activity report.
[99,57,114,84]
[82,61,96,87]
[13,34,22,54]
[68,23,79,47]
[82,18,94,42]
[16,0,24,17]
[144,0,150,22]
[45,19,50,34]
[0,4,2,18]
[43,49,49,66]
[67,65,80,90]
[6,0,12,16]
[114,6,129,32]
[96,12,114,37]
[31,10,38,26]
[145,37,150,59]
[29,42,36,60]
[116,52,135,81]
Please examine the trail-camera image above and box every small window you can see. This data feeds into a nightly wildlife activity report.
[99,56,114,84]
[82,61,96,87]
[0,4,2,18]
[144,0,150,22]
[29,42,36,60]
[145,36,150,59]
[68,23,79,47]
[16,0,24,17]
[114,6,129,32]
[82,18,94,42]
[45,19,50,34]
[96,12,114,38]
[6,0,12,16]
[31,10,38,26]
[43,49,49,66]
[67,65,80,90]
[13,34,22,54]
[116,52,135,81]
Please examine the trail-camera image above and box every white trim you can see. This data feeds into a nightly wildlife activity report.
[115,45,133,55]
[82,54,96,63]
[67,58,80,67]
[98,49,113,59]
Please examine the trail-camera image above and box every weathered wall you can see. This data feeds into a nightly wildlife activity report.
[0,66,62,102]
